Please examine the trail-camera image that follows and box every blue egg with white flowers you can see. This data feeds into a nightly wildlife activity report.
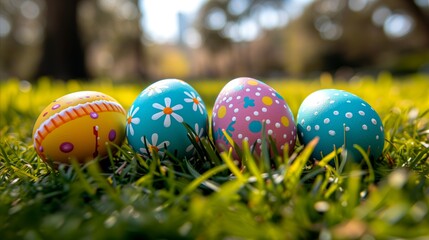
[126,79,208,159]
[297,89,384,163]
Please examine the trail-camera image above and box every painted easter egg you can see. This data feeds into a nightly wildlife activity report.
[297,89,384,163]
[212,77,296,157]
[33,91,126,164]
[126,79,208,159]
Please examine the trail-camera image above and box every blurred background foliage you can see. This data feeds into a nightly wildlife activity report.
[0,0,428,82]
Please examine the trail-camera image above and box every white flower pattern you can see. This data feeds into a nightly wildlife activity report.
[186,123,205,152]
[141,84,169,97]
[184,91,205,114]
[152,97,183,127]
[140,133,170,156]
[126,105,140,136]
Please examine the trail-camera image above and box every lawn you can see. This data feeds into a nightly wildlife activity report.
[1,74,428,239]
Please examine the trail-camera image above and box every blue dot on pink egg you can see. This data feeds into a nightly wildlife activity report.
[249,120,262,133]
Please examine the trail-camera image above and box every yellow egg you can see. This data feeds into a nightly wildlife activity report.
[33,91,126,164]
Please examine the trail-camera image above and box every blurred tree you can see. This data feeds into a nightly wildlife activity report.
[0,0,45,80]
[35,0,88,80]
[0,0,145,81]
[79,0,146,81]
[283,0,429,76]
[196,0,289,76]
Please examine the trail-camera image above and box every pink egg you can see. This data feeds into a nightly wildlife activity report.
[212,77,296,159]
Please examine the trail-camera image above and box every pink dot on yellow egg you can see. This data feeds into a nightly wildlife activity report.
[90,112,99,119]
[60,142,74,153]
[218,105,227,119]
[247,79,258,86]
[262,96,273,106]
[281,116,289,127]
[109,129,117,141]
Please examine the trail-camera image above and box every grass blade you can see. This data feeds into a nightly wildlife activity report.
[284,137,319,195]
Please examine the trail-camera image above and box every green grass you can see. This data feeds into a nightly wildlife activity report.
[1,74,428,239]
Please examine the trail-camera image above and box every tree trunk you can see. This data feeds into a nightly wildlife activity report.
[35,0,89,80]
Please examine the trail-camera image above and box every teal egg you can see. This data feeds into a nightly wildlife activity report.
[297,89,384,163]
[126,79,208,159]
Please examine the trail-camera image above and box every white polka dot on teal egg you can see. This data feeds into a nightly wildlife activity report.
[297,89,384,163]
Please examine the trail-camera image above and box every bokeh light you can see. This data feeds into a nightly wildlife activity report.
[384,13,414,38]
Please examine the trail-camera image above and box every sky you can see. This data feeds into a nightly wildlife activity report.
[140,0,207,43]
[139,0,314,44]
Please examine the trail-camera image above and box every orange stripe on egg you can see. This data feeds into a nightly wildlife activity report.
[67,109,78,119]
[51,117,61,127]
[88,105,96,114]
[34,101,125,153]
[91,103,101,112]
[59,113,70,122]
[45,121,56,132]
[40,128,48,138]
[81,105,90,114]
[112,104,120,112]
[75,107,86,116]
[97,102,108,111]
[106,103,114,111]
